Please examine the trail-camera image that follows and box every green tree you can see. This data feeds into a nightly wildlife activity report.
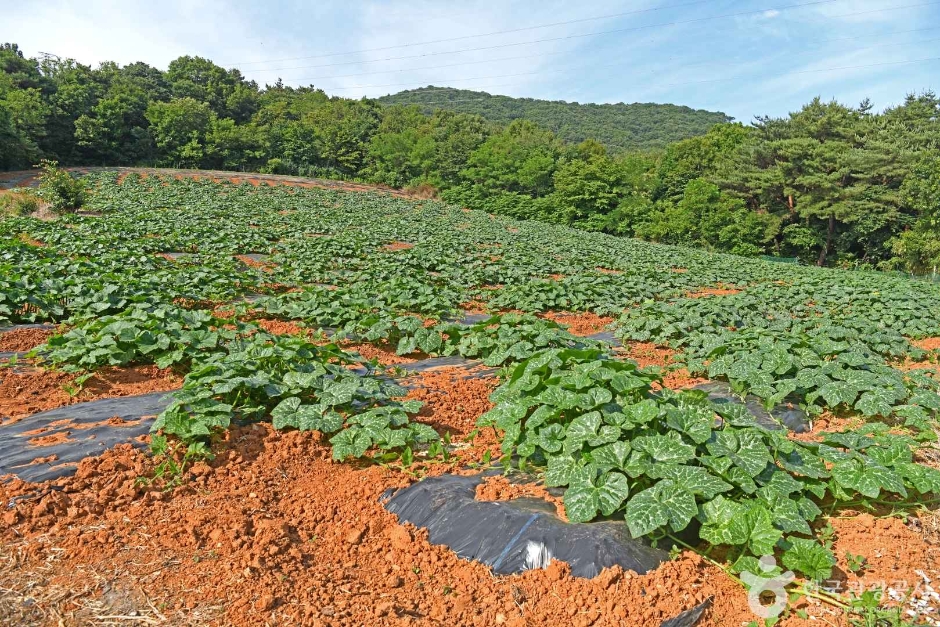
[364,106,489,188]
[460,119,560,197]
[639,178,775,255]
[364,105,433,187]
[35,59,102,162]
[721,99,906,265]
[145,97,214,167]
[891,157,940,274]
[74,82,152,164]
[379,86,732,151]
[304,99,380,176]
[205,118,266,171]
[654,123,751,202]
[548,149,657,232]
[166,56,258,122]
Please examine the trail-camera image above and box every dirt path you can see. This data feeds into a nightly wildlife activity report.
[0,167,415,199]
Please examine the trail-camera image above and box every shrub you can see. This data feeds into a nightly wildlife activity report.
[0,189,41,217]
[403,182,439,199]
[35,160,86,214]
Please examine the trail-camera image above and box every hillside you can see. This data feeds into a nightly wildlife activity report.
[2,172,940,625]
[378,86,733,151]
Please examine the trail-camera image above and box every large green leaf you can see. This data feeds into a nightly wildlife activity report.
[781,538,836,580]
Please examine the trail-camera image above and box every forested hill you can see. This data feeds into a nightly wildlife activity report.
[378,86,733,151]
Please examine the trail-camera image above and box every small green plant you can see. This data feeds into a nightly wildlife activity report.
[137,434,212,488]
[846,588,917,626]
[845,551,867,574]
[818,521,836,549]
[35,159,86,214]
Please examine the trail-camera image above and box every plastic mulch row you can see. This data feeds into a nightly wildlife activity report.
[0,392,175,483]
[382,472,712,626]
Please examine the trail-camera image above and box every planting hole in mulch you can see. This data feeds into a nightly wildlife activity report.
[382,471,669,579]
[693,381,810,433]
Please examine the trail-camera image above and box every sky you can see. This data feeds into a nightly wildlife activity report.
[4,0,940,122]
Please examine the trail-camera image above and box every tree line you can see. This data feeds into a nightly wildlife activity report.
[2,43,938,273]
[378,86,732,152]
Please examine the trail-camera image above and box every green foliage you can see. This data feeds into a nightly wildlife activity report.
[42,304,235,371]
[719,96,939,268]
[364,106,489,188]
[154,330,435,460]
[549,151,656,232]
[448,119,562,216]
[638,178,776,255]
[145,97,214,167]
[143,435,211,487]
[379,86,732,152]
[0,188,39,216]
[844,551,866,574]
[844,588,920,627]
[617,275,940,423]
[478,348,940,578]
[257,283,598,366]
[35,159,86,213]
[3,44,940,271]
[4,170,940,619]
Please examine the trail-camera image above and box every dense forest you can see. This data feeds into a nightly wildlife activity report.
[377,86,732,151]
[2,42,939,274]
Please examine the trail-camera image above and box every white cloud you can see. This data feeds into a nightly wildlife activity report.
[804,0,924,24]
[304,0,645,98]
[2,0,299,73]
[1,0,935,119]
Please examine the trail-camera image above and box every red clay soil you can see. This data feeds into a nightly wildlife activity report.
[0,327,55,353]
[17,233,44,247]
[383,242,414,252]
[789,413,863,443]
[0,365,181,423]
[0,431,738,627]
[3,419,933,626]
[0,366,935,625]
[404,368,498,441]
[826,512,940,600]
[913,337,940,351]
[685,286,742,298]
[619,342,708,390]
[475,475,567,521]
[255,318,313,338]
[540,311,613,337]
[235,255,277,273]
[595,267,623,275]
[341,342,421,367]
[459,301,492,316]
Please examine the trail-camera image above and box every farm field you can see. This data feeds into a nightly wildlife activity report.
[1,171,940,626]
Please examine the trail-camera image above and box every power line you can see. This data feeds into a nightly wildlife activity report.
[243,0,863,75]
[661,55,940,89]
[226,0,722,66]
[288,36,940,92]
[280,27,940,84]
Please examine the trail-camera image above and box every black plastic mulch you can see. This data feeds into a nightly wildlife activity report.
[0,392,175,483]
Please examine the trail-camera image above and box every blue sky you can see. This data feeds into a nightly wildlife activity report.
[5,0,940,122]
